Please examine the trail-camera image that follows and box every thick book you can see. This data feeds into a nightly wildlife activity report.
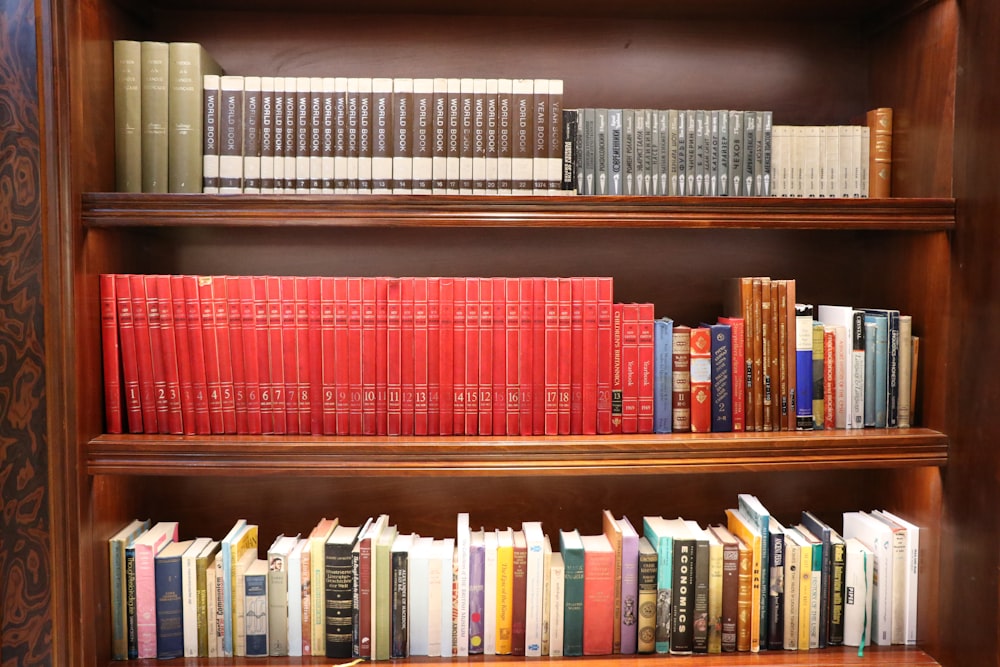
[181,536,212,657]
[618,516,640,654]
[877,510,920,645]
[653,317,673,433]
[842,511,894,646]
[390,532,415,658]
[406,536,434,656]
[522,521,546,656]
[724,510,761,652]
[242,559,268,658]
[581,533,616,655]
[549,550,565,656]
[168,42,222,192]
[559,529,585,656]
[99,275,123,433]
[636,536,657,654]
[707,524,740,653]
[133,521,179,658]
[109,518,150,659]
[689,326,712,432]
[707,321,733,432]
[842,537,874,648]
[140,41,169,193]
[113,41,142,192]
[795,304,815,429]
[154,539,193,659]
[671,325,692,432]
[867,107,893,198]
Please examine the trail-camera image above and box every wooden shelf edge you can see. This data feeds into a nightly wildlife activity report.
[86,428,948,477]
[95,645,941,666]
[80,193,956,231]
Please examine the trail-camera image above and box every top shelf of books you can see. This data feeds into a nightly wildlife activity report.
[81,194,955,231]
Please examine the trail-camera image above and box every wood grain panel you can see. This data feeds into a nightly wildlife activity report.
[0,0,50,664]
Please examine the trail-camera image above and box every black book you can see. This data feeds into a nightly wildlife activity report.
[324,523,364,659]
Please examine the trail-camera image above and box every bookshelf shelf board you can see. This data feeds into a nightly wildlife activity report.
[81,194,956,231]
[87,428,947,477]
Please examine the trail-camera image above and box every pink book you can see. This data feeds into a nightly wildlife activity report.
[134,521,179,659]
[464,277,480,435]
[168,276,197,435]
[252,276,274,435]
[426,277,441,435]
[280,276,300,435]
[100,274,123,434]
[320,277,337,435]
[375,277,389,435]
[182,275,212,435]
[224,275,248,435]
[265,276,287,434]
[361,277,378,435]
[130,274,159,433]
[333,277,351,435]
[543,278,560,435]
[438,278,455,435]
[570,276,585,435]
[402,277,417,435]
[492,276,507,435]
[346,277,363,435]
[413,277,430,435]
[477,277,494,436]
[557,277,573,435]
[581,277,600,435]
[386,278,403,436]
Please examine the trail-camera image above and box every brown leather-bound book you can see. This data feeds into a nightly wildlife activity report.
[867,107,893,197]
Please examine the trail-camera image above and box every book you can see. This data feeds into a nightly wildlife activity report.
[783,525,813,650]
[109,518,150,659]
[233,542,259,656]
[407,536,434,656]
[870,510,910,645]
[495,527,515,655]
[243,559,269,657]
[671,325,692,432]
[154,539,193,659]
[307,517,339,655]
[511,529,528,655]
[724,509,761,652]
[800,510,836,647]
[133,521,179,659]
[522,520,546,656]
[793,524,823,648]
[684,520,712,653]
[707,321,733,432]
[218,75,244,193]
[897,314,914,428]
[600,510,624,654]
[140,41,169,193]
[581,533,615,655]
[468,529,486,654]
[549,550,565,657]
[877,510,920,645]
[795,304,814,429]
[181,536,212,657]
[842,511,894,646]
[653,317,673,433]
[617,516,640,654]
[867,107,893,197]
[390,532,414,658]
[266,533,297,656]
[286,538,306,656]
[483,529,498,655]
[636,536,658,654]
[454,512,471,656]
[641,515,687,654]
[843,537,874,648]
[168,42,222,192]
[113,40,142,192]
[559,528,585,656]
[707,525,739,653]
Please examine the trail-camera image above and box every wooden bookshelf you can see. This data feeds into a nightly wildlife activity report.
[44,0,963,665]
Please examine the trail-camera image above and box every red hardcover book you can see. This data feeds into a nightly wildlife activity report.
[492,276,507,435]
[280,276,300,434]
[114,275,144,433]
[169,275,197,435]
[360,277,378,435]
[426,277,441,435]
[477,277,494,436]
[182,275,212,435]
[464,277,480,435]
[195,276,222,434]
[581,278,599,435]
[557,277,573,435]
[543,278,560,435]
[438,278,455,435]
[252,276,274,435]
[265,276,287,434]
[581,533,616,656]
[306,276,323,434]
[154,275,184,434]
[672,325,692,433]
[516,278,533,436]
[386,277,402,436]
[530,277,546,435]
[224,275,248,435]
[100,274,124,434]
[690,326,712,433]
[334,277,352,435]
[320,277,337,435]
[611,302,624,434]
[401,277,416,435]
[504,278,521,435]
[413,277,430,435]
[620,303,639,434]
[596,277,614,434]
[718,316,746,432]
[139,275,168,433]
[452,277,467,435]
[824,325,837,429]
[375,276,389,435]
[570,277,585,435]
[511,530,528,656]
[212,275,238,434]
[346,277,364,435]
[237,275,262,435]
[637,302,655,434]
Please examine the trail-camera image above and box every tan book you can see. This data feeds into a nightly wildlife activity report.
[140,41,169,192]
[113,40,142,192]
[168,42,222,192]
[867,107,893,198]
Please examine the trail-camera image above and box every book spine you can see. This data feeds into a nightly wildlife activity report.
[468,540,485,654]
[427,278,441,435]
[432,78,448,193]
[867,107,892,197]
[308,76,323,192]
[505,278,521,435]
[710,322,733,432]
[218,75,244,193]
[171,276,197,436]
[333,278,350,435]
[129,275,159,433]
[325,541,355,658]
[581,278,600,434]
[114,275,144,433]
[140,41,169,192]
[477,277,494,436]
[385,278,402,435]
[596,278,614,434]
[100,275,124,433]
[670,538,695,654]
[637,542,657,654]
[531,278,546,435]
[512,79,533,194]
[438,278,455,435]
[689,326,712,432]
[653,318,673,433]
[333,77,348,193]
[155,552,184,659]
[240,76,261,193]
[720,539,738,652]
[796,304,815,429]
[637,303,655,434]
[543,279,560,435]
[451,278,467,434]
[465,278,481,435]
[620,303,639,433]
[569,278,584,434]
[473,78,488,194]
[224,276,247,435]
[672,325,692,432]
[414,277,430,435]
[113,41,142,192]
[156,275,184,434]
[531,79,549,194]
[413,78,434,193]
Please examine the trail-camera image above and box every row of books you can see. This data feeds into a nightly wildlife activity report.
[772,125,871,198]
[108,496,919,661]
[100,274,655,436]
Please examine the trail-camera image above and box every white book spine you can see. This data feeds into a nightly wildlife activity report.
[431,77,449,194]
[259,76,275,194]
[286,540,303,656]
[333,77,349,194]
[548,552,565,657]
[270,78,285,194]
[320,77,335,194]
[455,514,470,656]
[218,75,244,194]
[346,77,360,194]
[547,79,564,194]
[523,522,545,656]
[371,77,394,195]
[485,78,499,194]
[426,542,443,656]
[181,544,201,657]
[407,538,432,656]
[412,77,434,194]
[438,538,454,657]
[512,78,534,195]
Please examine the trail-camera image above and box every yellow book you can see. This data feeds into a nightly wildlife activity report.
[725,509,761,652]
[308,517,340,655]
[786,528,814,650]
[495,527,514,654]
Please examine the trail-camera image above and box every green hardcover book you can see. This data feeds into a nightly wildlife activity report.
[113,40,142,192]
[140,41,169,193]
[559,529,585,656]
[168,42,222,192]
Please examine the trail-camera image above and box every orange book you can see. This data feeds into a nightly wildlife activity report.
[581,534,615,655]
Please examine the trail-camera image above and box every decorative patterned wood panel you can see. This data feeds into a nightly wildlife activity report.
[0,0,51,665]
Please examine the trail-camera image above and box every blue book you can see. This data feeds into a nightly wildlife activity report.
[642,516,684,654]
[653,317,674,433]
[155,539,193,660]
[243,559,269,658]
[864,313,889,427]
[109,518,150,661]
[220,518,247,657]
[864,308,899,427]
[706,322,732,432]
[795,304,814,429]
[468,530,486,654]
